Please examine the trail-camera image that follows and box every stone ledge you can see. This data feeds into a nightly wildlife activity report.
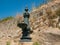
[20,42,33,45]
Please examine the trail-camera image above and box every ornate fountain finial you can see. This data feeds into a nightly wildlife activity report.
[25,7,28,12]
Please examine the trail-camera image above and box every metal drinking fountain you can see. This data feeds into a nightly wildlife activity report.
[17,7,31,42]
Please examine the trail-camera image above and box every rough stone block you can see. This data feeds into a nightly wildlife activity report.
[20,42,33,45]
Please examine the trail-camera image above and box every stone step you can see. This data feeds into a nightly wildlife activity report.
[20,42,33,45]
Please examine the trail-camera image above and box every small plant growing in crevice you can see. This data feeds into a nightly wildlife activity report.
[33,42,39,45]
[6,41,10,45]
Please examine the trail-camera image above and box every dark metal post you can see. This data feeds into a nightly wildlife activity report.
[17,7,31,42]
[22,7,31,40]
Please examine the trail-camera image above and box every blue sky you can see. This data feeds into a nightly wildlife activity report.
[0,0,47,19]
